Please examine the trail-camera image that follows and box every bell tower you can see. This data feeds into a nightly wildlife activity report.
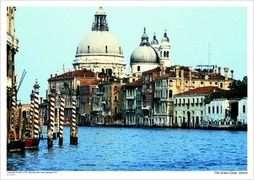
[159,30,171,67]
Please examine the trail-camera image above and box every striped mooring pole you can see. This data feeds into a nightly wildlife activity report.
[11,97,16,139]
[29,100,34,129]
[70,98,78,145]
[33,92,40,139]
[48,96,55,148]
[59,97,65,145]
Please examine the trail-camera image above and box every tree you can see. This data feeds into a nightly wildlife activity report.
[228,76,247,98]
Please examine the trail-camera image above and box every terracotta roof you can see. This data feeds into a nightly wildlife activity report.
[124,78,143,87]
[48,69,95,80]
[80,79,101,86]
[177,86,226,95]
[142,65,232,80]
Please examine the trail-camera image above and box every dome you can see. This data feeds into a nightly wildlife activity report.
[76,31,123,56]
[151,33,159,45]
[161,31,170,43]
[130,45,159,63]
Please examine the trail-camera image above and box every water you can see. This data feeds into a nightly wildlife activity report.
[7,126,247,171]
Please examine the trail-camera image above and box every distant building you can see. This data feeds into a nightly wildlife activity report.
[130,28,170,77]
[73,7,126,77]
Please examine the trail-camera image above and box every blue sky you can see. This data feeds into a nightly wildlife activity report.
[12,3,248,103]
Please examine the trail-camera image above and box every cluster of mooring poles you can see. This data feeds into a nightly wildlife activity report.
[47,96,78,148]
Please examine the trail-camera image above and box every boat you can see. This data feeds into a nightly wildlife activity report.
[25,138,40,149]
[24,129,40,149]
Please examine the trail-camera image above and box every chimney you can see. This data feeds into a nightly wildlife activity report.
[160,61,165,77]
[129,77,133,83]
[175,65,180,78]
[189,67,192,80]
[180,69,184,78]
[231,70,234,79]
[224,67,229,80]
[218,67,221,75]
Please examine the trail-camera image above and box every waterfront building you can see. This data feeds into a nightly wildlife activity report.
[174,86,224,128]
[47,69,96,124]
[237,97,247,125]
[205,98,242,128]
[6,7,22,150]
[153,69,174,127]
[78,78,101,125]
[122,78,143,126]
[73,7,126,77]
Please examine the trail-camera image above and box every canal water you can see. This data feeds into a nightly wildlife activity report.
[7,126,247,171]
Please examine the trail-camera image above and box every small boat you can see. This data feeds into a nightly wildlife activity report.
[7,139,25,153]
[24,129,40,149]
[7,130,25,153]
[25,138,40,149]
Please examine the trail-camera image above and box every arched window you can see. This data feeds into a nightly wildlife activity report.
[87,46,90,53]
[164,51,166,57]
[167,51,169,57]
[105,46,108,53]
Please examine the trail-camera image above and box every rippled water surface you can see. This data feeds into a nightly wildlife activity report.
[7,126,247,171]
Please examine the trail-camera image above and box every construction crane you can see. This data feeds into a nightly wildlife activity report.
[17,69,27,93]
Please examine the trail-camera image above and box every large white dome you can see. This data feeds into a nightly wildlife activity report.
[73,7,126,77]
[76,31,123,56]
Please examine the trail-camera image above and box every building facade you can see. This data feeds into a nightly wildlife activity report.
[7,7,20,143]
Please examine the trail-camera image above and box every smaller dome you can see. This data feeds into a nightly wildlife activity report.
[96,7,106,15]
[161,30,170,43]
[151,33,159,45]
[130,46,159,63]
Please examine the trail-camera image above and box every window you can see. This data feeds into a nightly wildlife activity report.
[212,106,215,113]
[220,83,223,88]
[169,90,173,98]
[88,46,90,53]
[243,105,246,113]
[137,66,140,72]
[208,106,211,114]
[105,46,108,53]
[216,106,219,113]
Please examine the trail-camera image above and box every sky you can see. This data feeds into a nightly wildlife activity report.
[4,1,250,103]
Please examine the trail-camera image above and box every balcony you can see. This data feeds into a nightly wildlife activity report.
[126,96,135,100]
[142,105,151,110]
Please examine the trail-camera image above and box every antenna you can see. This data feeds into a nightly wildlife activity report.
[207,42,212,65]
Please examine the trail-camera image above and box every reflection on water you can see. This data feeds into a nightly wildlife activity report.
[7,126,247,171]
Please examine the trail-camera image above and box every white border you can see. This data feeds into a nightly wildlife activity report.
[1,1,253,180]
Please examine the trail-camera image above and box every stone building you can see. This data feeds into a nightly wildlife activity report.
[174,86,224,128]
[6,7,20,145]
[73,7,126,77]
